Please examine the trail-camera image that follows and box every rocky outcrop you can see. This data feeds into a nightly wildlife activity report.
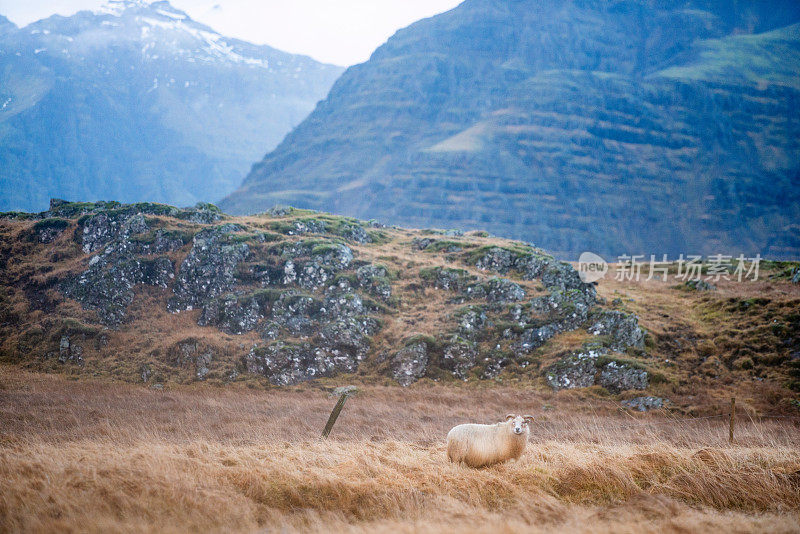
[684,280,717,291]
[244,341,362,386]
[587,311,646,352]
[389,339,430,386]
[80,212,149,253]
[32,218,70,243]
[168,225,249,312]
[544,346,648,392]
[57,335,83,364]
[442,339,478,379]
[355,265,392,300]
[454,306,487,339]
[544,347,605,391]
[598,361,649,393]
[419,267,525,305]
[468,247,595,300]
[5,200,657,387]
[64,251,174,326]
[170,339,215,381]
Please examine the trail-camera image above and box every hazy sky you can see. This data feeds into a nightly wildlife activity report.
[0,0,463,65]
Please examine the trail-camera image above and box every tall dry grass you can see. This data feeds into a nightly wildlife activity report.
[1,367,799,533]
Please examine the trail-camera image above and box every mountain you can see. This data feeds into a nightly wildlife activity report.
[221,0,800,260]
[0,0,343,212]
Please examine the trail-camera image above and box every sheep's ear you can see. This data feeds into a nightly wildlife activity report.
[523,415,534,423]
[505,414,515,421]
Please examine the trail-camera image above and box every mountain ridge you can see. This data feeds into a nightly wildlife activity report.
[221,0,800,260]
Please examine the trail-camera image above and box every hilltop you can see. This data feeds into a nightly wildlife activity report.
[1,200,798,413]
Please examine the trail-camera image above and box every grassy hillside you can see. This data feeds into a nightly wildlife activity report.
[0,200,798,413]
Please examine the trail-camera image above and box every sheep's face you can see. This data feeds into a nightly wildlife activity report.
[505,414,531,435]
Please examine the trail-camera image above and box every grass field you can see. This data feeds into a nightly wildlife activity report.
[1,367,799,533]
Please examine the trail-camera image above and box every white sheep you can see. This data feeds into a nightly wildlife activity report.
[447,414,533,468]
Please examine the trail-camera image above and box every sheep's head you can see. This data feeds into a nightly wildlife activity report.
[505,414,534,435]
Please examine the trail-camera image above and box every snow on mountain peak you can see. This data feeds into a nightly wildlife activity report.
[88,0,270,68]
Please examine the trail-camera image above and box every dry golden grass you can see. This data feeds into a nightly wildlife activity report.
[2,367,799,533]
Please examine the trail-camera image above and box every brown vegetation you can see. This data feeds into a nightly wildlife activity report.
[1,368,799,533]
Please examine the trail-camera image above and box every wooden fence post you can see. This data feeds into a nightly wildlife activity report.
[322,386,358,439]
[729,397,736,444]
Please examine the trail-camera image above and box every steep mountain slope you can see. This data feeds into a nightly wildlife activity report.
[222,0,800,260]
[0,0,343,212]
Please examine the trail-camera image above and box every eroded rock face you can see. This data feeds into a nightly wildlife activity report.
[168,225,249,312]
[587,310,646,351]
[390,341,429,386]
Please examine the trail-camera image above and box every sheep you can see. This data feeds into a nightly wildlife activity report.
[447,414,533,468]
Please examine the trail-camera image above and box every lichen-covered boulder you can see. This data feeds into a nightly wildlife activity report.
[389,340,429,386]
[480,278,526,303]
[356,265,392,300]
[474,247,516,273]
[267,293,323,337]
[420,267,474,292]
[455,306,487,339]
[198,293,264,334]
[513,253,551,280]
[544,348,603,390]
[588,310,646,351]
[442,339,477,379]
[80,212,149,253]
[64,253,174,326]
[244,341,361,385]
[295,260,337,290]
[338,223,370,244]
[598,361,649,392]
[319,316,379,358]
[168,226,249,312]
